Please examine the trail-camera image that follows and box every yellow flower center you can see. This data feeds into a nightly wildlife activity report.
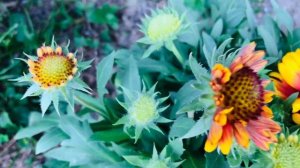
[272,135,300,168]
[221,67,263,122]
[28,46,77,89]
[130,95,156,124]
[147,13,181,42]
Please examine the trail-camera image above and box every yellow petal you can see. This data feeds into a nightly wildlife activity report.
[37,48,44,57]
[219,125,233,155]
[261,106,273,118]
[292,98,300,113]
[279,59,300,90]
[263,91,274,103]
[292,113,300,125]
[204,139,218,152]
[55,46,62,55]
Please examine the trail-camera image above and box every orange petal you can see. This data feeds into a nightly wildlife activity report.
[212,64,231,84]
[207,122,223,144]
[261,106,273,118]
[37,48,44,57]
[204,139,218,153]
[263,91,274,103]
[233,122,250,148]
[219,124,233,155]
[55,46,62,55]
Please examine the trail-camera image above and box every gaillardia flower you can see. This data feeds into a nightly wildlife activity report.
[15,40,91,116]
[270,49,300,124]
[205,42,281,154]
[115,84,171,142]
[271,133,300,168]
[138,8,188,62]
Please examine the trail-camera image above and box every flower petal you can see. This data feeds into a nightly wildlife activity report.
[233,122,250,148]
[270,72,298,99]
[278,57,300,90]
[219,124,233,155]
[292,98,300,113]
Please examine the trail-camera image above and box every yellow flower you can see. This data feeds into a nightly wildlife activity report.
[205,42,281,155]
[147,12,181,42]
[271,134,300,168]
[270,49,300,125]
[28,45,77,89]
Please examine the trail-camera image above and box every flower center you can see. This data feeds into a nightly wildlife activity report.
[130,95,156,124]
[147,13,181,42]
[221,67,264,122]
[31,55,75,88]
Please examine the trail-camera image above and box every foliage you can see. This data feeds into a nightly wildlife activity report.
[2,0,300,167]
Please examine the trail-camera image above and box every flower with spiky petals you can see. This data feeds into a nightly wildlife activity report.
[271,133,300,168]
[115,83,171,142]
[270,49,300,125]
[204,42,281,155]
[138,8,188,62]
[14,39,91,116]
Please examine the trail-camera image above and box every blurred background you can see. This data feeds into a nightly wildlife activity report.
[0,0,299,167]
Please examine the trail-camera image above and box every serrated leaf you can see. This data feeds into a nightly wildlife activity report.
[182,114,212,139]
[123,156,148,167]
[205,151,229,168]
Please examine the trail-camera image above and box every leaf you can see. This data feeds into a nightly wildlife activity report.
[36,128,69,154]
[47,116,121,166]
[40,91,53,116]
[211,19,223,39]
[245,0,256,29]
[90,127,130,142]
[74,91,109,120]
[123,156,148,167]
[258,25,278,58]
[14,120,58,139]
[182,114,212,139]
[182,152,205,168]
[271,0,293,34]
[205,151,229,168]
[169,117,195,138]
[189,54,209,81]
[21,84,41,99]
[171,81,202,114]
[97,52,115,103]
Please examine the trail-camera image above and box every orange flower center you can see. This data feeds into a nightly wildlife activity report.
[221,67,264,122]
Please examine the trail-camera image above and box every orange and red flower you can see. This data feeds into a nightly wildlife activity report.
[270,49,300,125]
[205,42,281,154]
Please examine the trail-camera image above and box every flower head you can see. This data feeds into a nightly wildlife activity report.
[15,40,91,116]
[115,83,171,142]
[28,45,77,89]
[205,42,281,154]
[270,49,300,124]
[140,8,183,43]
[271,133,300,168]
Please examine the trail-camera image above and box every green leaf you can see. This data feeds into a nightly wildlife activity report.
[14,120,58,139]
[205,151,229,168]
[169,117,195,138]
[0,112,16,129]
[90,127,130,142]
[97,52,115,103]
[182,114,212,139]
[74,91,108,119]
[245,0,256,29]
[211,19,223,39]
[36,128,69,154]
[258,25,278,58]
[22,84,41,99]
[182,152,205,168]
[271,0,293,33]
[40,91,53,116]
[189,54,209,81]
[123,155,148,167]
